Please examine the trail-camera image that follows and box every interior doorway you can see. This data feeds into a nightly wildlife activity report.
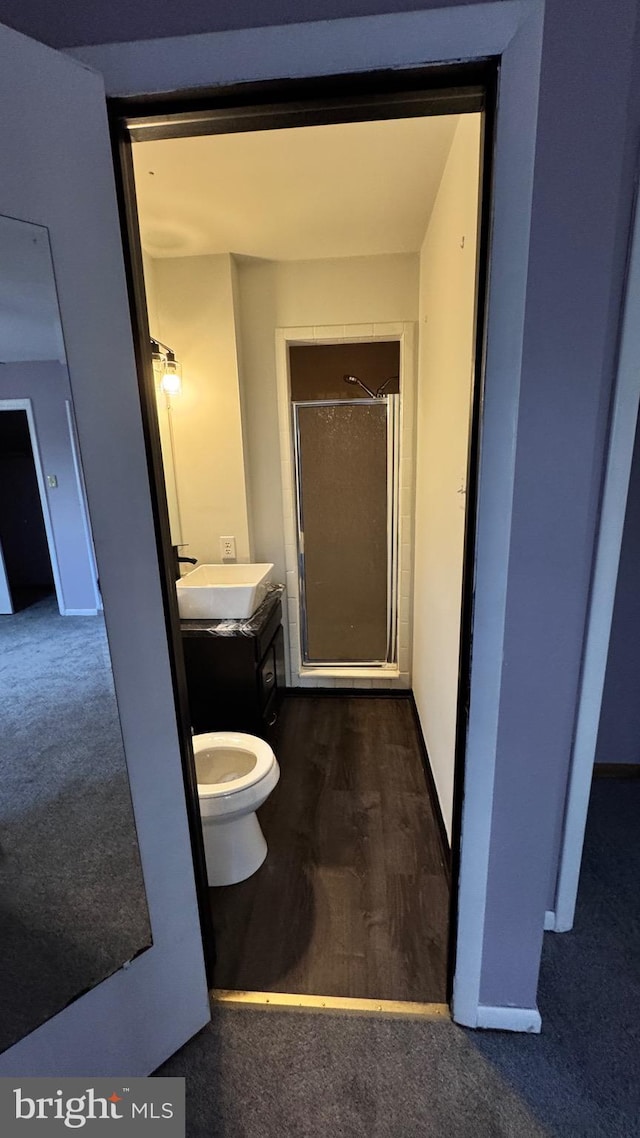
[0,403,61,614]
[111,64,493,1011]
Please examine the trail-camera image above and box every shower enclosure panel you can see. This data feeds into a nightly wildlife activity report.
[293,397,400,667]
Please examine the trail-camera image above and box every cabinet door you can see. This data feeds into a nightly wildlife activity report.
[260,643,278,708]
[261,625,285,734]
[0,22,209,1075]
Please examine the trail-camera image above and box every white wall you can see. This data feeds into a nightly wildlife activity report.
[142,249,160,332]
[142,251,183,547]
[412,115,482,839]
[152,253,251,563]
[235,252,419,584]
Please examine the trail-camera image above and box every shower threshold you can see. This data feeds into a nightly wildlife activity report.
[298,664,401,681]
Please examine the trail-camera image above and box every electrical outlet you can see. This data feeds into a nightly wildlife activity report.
[220,536,236,561]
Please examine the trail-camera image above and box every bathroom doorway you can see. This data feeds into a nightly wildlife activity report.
[0,406,58,614]
[111,63,492,1010]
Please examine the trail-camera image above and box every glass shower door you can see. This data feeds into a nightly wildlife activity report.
[294,397,399,666]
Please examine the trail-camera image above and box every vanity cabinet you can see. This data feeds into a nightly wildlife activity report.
[180,591,285,739]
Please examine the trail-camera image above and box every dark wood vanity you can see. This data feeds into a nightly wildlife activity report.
[180,588,286,739]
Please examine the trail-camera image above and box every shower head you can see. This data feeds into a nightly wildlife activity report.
[342,373,377,398]
[343,373,398,398]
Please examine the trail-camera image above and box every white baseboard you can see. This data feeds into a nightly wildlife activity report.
[475,1004,542,1033]
[551,910,575,933]
[63,608,99,616]
[545,907,574,932]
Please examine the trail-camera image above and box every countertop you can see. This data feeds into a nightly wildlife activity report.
[179,582,284,638]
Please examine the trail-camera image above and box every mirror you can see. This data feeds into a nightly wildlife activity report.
[0,215,152,1052]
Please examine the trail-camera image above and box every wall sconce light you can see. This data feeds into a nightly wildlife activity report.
[162,352,182,396]
[150,338,182,396]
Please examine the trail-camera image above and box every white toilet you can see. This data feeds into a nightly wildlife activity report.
[193,731,280,887]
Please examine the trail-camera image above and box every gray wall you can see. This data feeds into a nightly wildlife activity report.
[596,411,640,765]
[0,361,98,612]
[480,0,640,1005]
[3,0,639,1016]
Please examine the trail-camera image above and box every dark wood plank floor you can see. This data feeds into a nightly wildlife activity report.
[209,696,450,1002]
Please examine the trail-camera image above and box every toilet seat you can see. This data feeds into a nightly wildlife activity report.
[194,731,276,798]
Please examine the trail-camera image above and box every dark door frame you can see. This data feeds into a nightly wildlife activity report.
[108,60,497,1001]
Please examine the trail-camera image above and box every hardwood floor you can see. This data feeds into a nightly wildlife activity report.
[209,696,450,1002]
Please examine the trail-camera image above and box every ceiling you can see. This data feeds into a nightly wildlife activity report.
[132,114,460,262]
[0,1,422,49]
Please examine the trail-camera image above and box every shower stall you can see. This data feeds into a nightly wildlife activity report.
[293,395,401,667]
[277,335,411,680]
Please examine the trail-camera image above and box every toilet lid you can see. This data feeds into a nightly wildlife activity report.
[193,731,275,797]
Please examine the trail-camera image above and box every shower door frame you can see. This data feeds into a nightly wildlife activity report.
[276,322,416,688]
[292,394,401,669]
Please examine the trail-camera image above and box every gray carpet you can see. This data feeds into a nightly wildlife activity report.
[159,1005,549,1137]
[471,777,640,1137]
[157,778,640,1137]
[0,597,151,1052]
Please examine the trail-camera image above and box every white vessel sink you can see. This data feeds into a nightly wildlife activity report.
[176,563,274,620]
